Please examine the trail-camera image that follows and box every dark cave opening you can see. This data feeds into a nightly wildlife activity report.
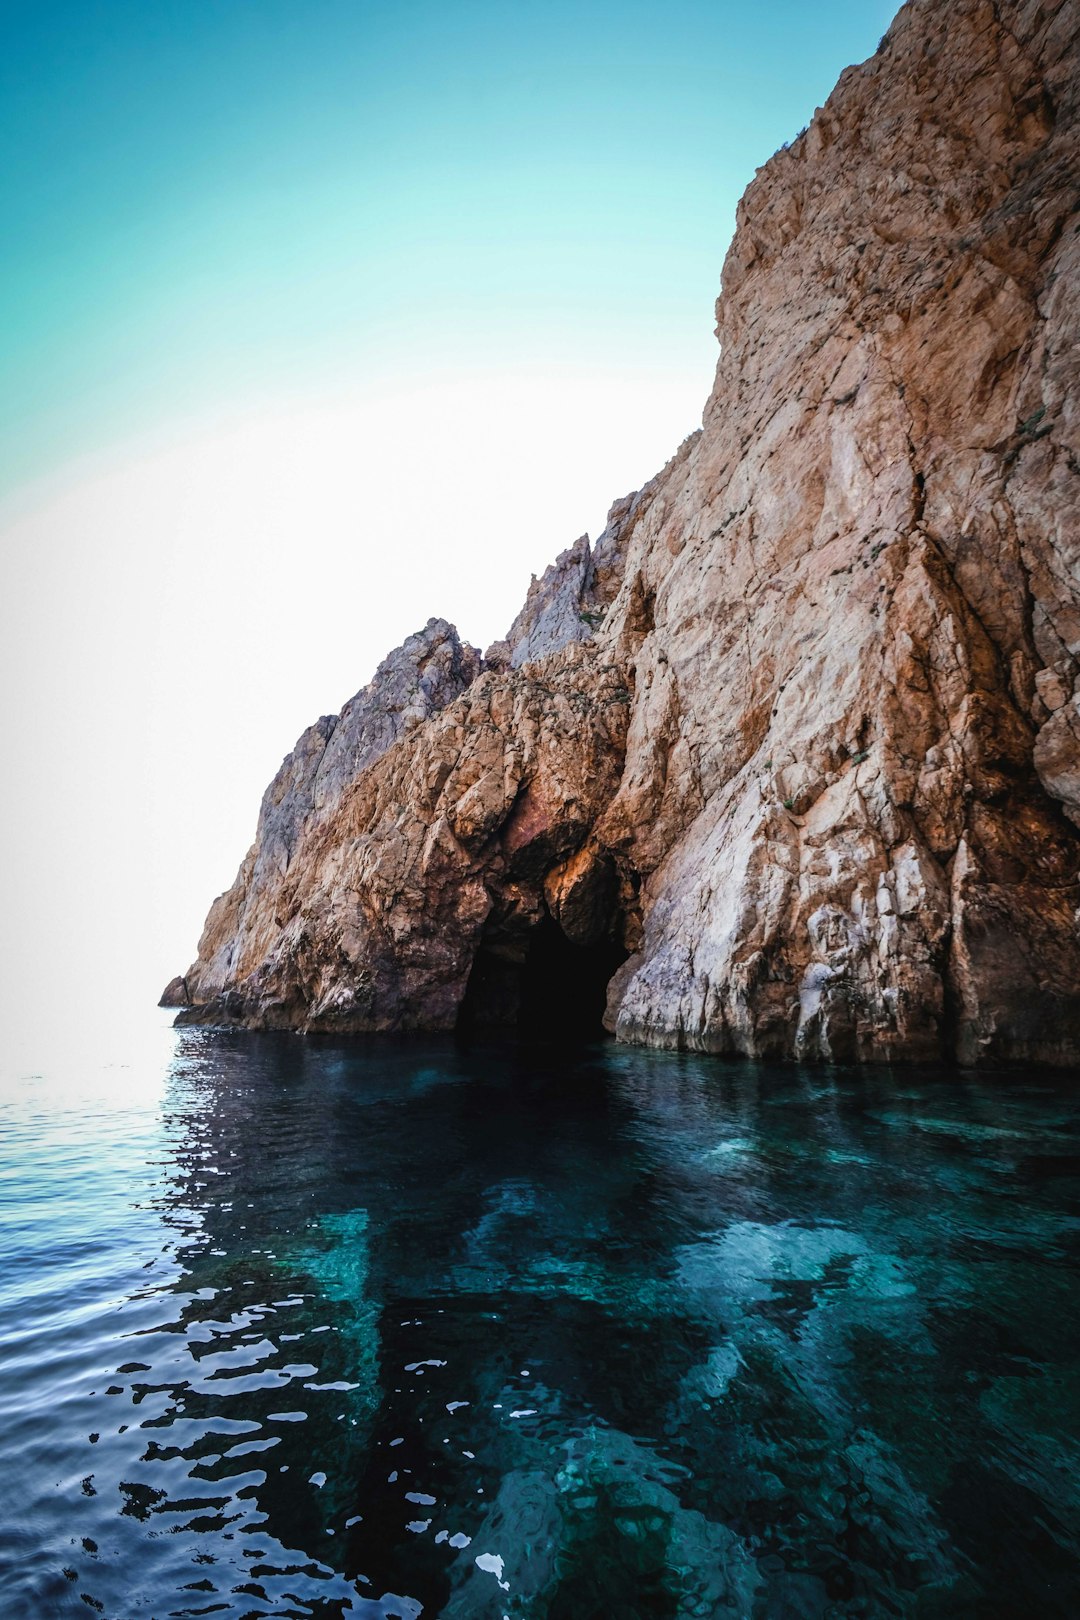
[458,915,628,1044]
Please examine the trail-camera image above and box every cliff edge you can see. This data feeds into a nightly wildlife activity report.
[166,0,1080,1065]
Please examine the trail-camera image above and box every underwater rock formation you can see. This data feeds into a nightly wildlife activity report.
[168,0,1080,1064]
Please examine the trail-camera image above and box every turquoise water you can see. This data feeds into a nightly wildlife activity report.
[1,1018,1079,1617]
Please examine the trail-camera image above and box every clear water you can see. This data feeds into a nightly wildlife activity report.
[2,1018,1079,1618]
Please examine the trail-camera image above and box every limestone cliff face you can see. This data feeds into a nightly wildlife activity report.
[168,0,1080,1065]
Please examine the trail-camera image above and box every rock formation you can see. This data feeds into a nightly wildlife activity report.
[167,0,1080,1065]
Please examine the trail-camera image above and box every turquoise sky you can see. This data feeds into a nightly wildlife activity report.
[3,0,895,498]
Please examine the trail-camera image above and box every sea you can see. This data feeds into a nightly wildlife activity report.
[1,1012,1078,1617]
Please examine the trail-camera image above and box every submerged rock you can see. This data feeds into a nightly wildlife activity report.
[168,0,1080,1065]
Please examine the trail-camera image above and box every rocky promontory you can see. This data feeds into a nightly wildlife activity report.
[166,0,1080,1065]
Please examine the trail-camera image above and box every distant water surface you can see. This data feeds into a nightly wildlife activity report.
[1,1019,1079,1618]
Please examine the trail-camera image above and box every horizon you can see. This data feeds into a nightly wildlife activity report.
[1,0,895,1030]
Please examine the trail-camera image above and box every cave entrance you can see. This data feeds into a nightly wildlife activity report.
[458,914,627,1044]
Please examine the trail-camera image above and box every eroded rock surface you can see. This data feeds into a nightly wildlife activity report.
[170,0,1080,1065]
[178,643,631,1031]
[483,482,658,671]
[174,617,482,1013]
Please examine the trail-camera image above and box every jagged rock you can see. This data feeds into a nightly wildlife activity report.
[175,618,481,1011]
[176,644,631,1031]
[158,976,191,1008]
[499,533,595,669]
[483,485,649,670]
[168,0,1080,1065]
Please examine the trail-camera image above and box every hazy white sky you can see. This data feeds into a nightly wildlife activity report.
[0,371,700,1027]
[0,1,893,1033]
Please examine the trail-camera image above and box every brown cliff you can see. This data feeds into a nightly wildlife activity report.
[167,0,1080,1065]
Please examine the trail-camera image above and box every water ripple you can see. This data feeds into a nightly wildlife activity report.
[1,1021,1079,1614]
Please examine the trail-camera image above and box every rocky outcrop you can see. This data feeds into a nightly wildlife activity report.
[169,0,1080,1065]
[158,975,191,1009]
[483,482,659,671]
[177,643,632,1031]
[174,618,482,1012]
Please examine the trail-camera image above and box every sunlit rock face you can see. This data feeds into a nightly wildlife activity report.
[170,617,484,1020]
[170,0,1080,1064]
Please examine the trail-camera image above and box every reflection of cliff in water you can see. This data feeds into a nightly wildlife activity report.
[69,1027,1080,1618]
[134,1029,729,1612]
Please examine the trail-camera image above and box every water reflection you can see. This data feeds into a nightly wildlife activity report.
[1,1024,1079,1616]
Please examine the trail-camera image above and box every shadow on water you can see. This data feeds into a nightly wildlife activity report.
[2,1025,1079,1616]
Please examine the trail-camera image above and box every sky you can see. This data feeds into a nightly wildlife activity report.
[0,0,895,1037]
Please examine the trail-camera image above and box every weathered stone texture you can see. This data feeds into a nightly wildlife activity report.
[177,644,631,1032]
[171,0,1080,1064]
